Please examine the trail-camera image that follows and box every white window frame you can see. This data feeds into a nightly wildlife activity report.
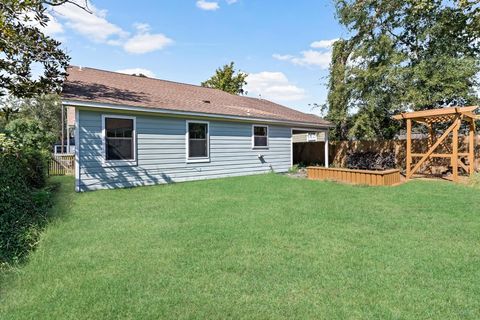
[252,124,269,149]
[186,120,210,163]
[101,114,137,167]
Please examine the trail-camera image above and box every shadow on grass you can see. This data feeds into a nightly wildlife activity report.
[0,177,75,287]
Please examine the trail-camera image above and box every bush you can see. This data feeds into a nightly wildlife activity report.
[0,143,51,264]
[346,151,396,170]
[23,150,49,189]
[4,118,55,151]
[0,153,51,264]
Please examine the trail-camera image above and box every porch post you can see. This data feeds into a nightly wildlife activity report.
[66,125,70,154]
[324,130,329,168]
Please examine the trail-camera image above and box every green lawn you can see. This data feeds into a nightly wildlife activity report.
[1,174,479,319]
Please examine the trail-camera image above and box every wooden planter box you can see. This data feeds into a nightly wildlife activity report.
[307,167,401,186]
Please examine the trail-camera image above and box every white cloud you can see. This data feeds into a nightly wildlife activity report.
[52,1,128,43]
[47,1,173,54]
[116,68,156,78]
[291,50,332,68]
[310,38,338,49]
[245,72,306,102]
[226,0,238,4]
[273,38,338,69]
[196,0,220,10]
[273,50,332,69]
[272,54,294,61]
[123,23,173,54]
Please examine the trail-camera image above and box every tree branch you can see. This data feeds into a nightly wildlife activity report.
[43,0,92,13]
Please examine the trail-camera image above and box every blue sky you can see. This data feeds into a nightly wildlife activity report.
[43,0,346,114]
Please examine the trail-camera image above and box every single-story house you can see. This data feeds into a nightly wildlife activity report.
[62,66,332,191]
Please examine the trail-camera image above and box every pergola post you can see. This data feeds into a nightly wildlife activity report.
[427,124,434,174]
[324,130,329,168]
[406,119,412,179]
[452,118,460,181]
[469,121,476,175]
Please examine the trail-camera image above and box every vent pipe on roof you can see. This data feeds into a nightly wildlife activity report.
[78,66,83,71]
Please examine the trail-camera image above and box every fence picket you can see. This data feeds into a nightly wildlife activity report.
[48,154,75,176]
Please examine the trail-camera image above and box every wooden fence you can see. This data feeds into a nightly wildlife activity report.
[49,154,75,176]
[294,135,480,174]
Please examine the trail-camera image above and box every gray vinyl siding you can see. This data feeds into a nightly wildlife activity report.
[77,109,292,191]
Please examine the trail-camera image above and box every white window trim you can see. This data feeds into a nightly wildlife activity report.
[101,114,137,167]
[252,124,269,149]
[186,120,210,163]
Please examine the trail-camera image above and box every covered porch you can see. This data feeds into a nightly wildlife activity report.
[292,128,330,168]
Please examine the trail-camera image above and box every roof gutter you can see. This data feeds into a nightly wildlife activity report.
[62,99,334,129]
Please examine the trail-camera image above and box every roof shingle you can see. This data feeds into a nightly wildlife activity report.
[62,66,330,127]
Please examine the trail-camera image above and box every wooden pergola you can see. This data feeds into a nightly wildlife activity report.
[393,106,479,181]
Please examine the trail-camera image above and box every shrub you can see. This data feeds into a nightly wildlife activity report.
[4,118,55,151]
[346,151,396,170]
[0,152,50,262]
[23,149,49,189]
[0,142,51,264]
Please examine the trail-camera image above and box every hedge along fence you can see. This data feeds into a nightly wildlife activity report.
[0,150,51,264]
[294,135,480,174]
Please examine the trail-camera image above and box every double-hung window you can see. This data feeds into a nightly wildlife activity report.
[252,125,268,149]
[102,115,136,165]
[186,121,209,162]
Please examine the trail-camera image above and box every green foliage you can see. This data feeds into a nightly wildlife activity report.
[4,118,55,150]
[326,39,353,140]
[1,95,63,141]
[0,151,51,264]
[0,96,22,130]
[326,0,480,140]
[201,62,248,95]
[23,149,49,189]
[0,122,51,264]
[18,94,63,141]
[0,1,89,98]
[288,164,300,173]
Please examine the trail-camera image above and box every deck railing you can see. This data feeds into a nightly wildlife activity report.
[49,154,75,176]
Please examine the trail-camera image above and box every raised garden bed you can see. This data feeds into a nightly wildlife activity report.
[307,166,401,186]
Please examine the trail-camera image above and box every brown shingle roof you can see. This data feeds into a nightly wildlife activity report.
[62,66,331,127]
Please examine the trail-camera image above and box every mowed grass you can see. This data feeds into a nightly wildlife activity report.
[1,174,480,319]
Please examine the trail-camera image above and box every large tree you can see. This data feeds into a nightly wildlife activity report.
[326,0,480,140]
[0,0,89,98]
[20,94,62,139]
[201,62,248,95]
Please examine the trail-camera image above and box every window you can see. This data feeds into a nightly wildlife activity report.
[252,125,268,148]
[103,116,136,163]
[187,121,209,161]
[307,132,318,142]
